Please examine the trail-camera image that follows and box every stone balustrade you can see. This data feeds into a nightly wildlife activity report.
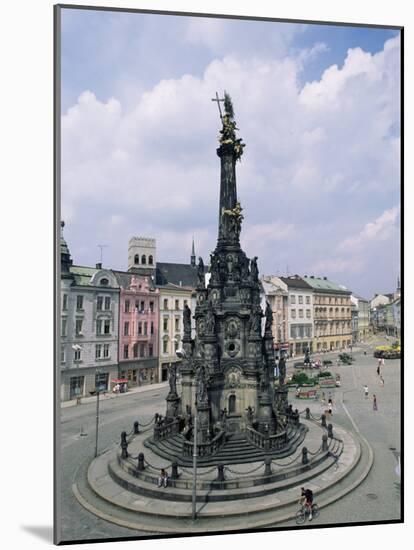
[246,426,288,451]
[182,430,226,457]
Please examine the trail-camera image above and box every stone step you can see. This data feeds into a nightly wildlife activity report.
[104,448,340,504]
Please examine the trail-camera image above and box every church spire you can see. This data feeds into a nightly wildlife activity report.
[191,236,196,267]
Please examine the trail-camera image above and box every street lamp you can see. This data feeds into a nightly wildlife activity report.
[71,344,83,404]
[176,347,198,521]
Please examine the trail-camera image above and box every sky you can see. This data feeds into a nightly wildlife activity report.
[60,7,401,299]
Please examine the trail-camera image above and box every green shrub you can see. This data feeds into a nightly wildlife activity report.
[291,372,314,386]
[318,371,333,378]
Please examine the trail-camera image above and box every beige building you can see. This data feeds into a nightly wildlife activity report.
[158,284,195,382]
[261,276,289,353]
[303,276,352,352]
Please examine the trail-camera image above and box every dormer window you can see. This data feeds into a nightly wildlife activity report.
[100,278,109,286]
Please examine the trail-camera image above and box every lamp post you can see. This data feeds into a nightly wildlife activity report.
[176,346,197,520]
[90,368,104,458]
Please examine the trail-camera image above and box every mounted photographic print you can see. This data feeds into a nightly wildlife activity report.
[55,4,403,545]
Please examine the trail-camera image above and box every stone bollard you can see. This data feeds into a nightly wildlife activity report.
[134,421,140,435]
[217,463,225,482]
[306,407,310,420]
[321,414,327,428]
[120,431,128,459]
[302,446,309,465]
[171,461,179,480]
[327,423,333,438]
[322,434,328,451]
[137,452,145,471]
[264,457,272,476]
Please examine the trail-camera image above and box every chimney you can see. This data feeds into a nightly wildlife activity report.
[310,275,314,279]
[323,276,327,280]
[96,262,102,269]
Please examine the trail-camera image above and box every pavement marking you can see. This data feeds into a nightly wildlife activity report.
[341,399,360,434]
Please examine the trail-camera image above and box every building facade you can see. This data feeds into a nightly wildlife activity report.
[60,223,120,401]
[269,276,314,356]
[351,294,370,342]
[261,276,289,354]
[303,276,352,352]
[158,284,195,382]
[115,273,160,386]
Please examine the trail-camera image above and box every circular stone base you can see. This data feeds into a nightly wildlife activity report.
[73,421,373,534]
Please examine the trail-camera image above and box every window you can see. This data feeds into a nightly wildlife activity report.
[140,344,145,357]
[175,318,180,331]
[61,318,67,337]
[125,300,130,313]
[140,301,145,312]
[149,344,153,357]
[104,319,110,334]
[144,322,148,335]
[75,319,83,336]
[163,299,168,310]
[134,254,139,265]
[133,343,138,358]
[138,322,142,335]
[76,295,84,310]
[104,296,111,310]
[96,319,102,334]
[100,278,109,286]
[175,299,179,310]
[97,296,103,310]
[61,345,65,363]
[298,296,303,304]
[291,310,296,319]
[141,255,146,265]
[290,295,296,304]
[149,301,154,313]
[103,344,110,358]
[299,309,304,318]
[306,309,311,319]
[62,294,68,311]
[124,322,129,336]
[95,344,102,359]
[163,318,168,331]
[123,344,129,359]
[74,348,81,361]
[163,339,168,354]
[148,255,153,265]
[306,296,310,305]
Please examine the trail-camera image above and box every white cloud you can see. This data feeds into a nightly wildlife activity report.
[340,205,400,251]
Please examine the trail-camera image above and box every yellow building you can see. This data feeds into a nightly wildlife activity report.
[303,276,352,352]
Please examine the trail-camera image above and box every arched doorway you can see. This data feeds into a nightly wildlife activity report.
[228,394,236,414]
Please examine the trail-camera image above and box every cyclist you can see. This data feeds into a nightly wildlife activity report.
[300,487,314,520]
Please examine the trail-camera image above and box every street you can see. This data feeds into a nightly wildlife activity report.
[59,337,401,541]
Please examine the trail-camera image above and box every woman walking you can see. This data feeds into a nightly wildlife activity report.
[373,394,378,411]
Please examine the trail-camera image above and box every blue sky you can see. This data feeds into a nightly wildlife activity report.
[60,7,401,299]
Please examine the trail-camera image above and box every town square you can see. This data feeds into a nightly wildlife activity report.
[56,5,401,545]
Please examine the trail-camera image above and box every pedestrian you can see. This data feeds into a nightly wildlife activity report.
[380,376,385,387]
[373,394,378,411]
[376,364,380,376]
[321,391,326,406]
[157,468,168,488]
[328,397,333,415]
[364,385,369,398]
[381,357,385,368]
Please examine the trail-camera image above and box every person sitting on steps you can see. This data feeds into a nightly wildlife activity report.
[157,468,168,488]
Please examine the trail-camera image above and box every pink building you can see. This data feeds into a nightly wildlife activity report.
[115,273,160,386]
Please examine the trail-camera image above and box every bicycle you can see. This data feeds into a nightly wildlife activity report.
[295,503,320,524]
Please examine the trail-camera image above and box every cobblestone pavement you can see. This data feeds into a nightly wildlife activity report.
[58,336,401,541]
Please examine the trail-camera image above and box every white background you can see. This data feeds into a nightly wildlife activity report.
[0,0,410,549]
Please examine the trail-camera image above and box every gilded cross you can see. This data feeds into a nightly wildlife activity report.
[211,91,225,120]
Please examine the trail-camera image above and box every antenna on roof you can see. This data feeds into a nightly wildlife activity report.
[97,244,109,265]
